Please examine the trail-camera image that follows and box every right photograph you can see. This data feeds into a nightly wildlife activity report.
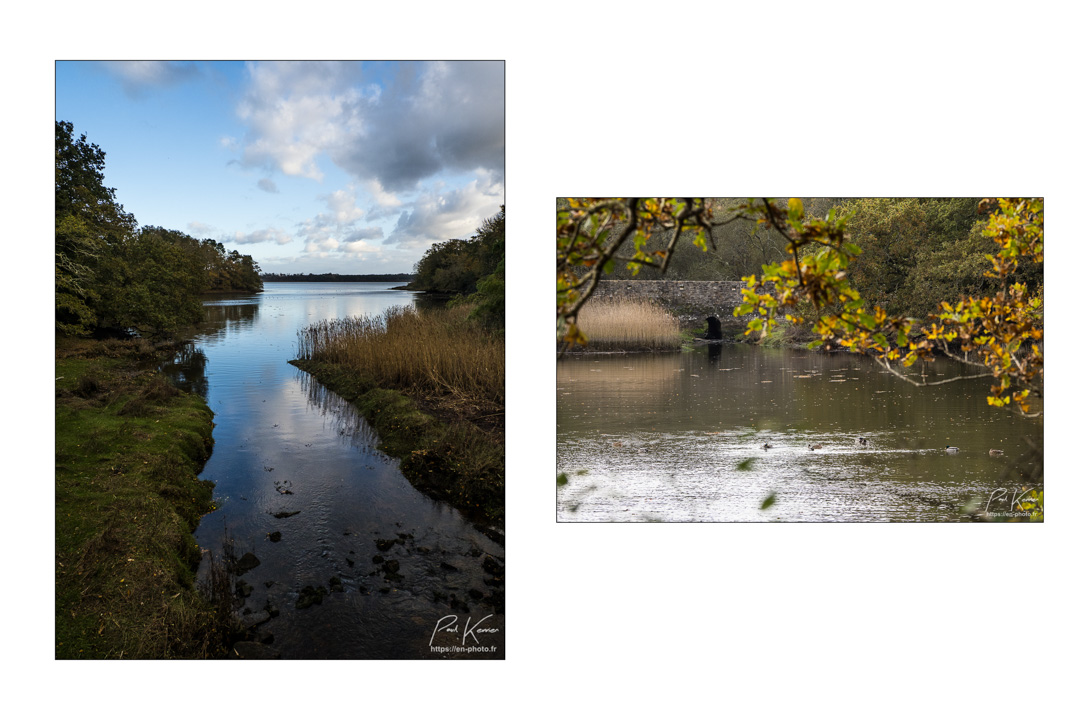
[556,198,1043,522]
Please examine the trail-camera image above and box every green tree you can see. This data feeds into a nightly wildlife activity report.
[95,229,206,334]
[412,207,504,297]
[55,120,137,335]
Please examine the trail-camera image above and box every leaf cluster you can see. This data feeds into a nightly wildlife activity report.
[734,198,1043,415]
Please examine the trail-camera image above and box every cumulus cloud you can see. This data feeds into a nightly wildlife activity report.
[232,61,503,191]
[383,171,503,249]
[296,187,383,258]
[104,61,199,97]
[257,178,279,193]
[187,221,216,237]
[230,227,293,245]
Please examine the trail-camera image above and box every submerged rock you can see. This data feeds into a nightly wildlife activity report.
[296,585,327,609]
[235,552,261,575]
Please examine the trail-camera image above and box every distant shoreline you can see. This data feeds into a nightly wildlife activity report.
[261,273,415,283]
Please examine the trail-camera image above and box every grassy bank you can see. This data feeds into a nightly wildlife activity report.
[569,299,681,352]
[55,337,235,658]
[293,304,504,526]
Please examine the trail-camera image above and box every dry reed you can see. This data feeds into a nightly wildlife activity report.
[297,304,503,406]
[575,298,681,351]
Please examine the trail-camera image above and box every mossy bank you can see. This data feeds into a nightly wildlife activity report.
[290,359,504,529]
[55,337,234,658]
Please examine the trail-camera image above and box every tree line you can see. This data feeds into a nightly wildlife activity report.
[56,120,263,338]
[409,206,504,332]
[261,272,415,283]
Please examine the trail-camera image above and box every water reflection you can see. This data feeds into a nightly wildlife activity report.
[183,283,503,658]
[557,344,1042,522]
[160,343,208,398]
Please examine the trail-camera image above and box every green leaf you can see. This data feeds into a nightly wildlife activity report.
[603,259,614,274]
[807,339,824,349]
[788,198,804,220]
[760,492,777,510]
[557,473,569,487]
[737,458,756,471]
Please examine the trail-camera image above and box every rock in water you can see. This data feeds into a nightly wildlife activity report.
[235,552,261,575]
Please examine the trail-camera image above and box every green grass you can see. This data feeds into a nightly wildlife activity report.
[573,298,681,351]
[292,303,504,526]
[55,338,236,658]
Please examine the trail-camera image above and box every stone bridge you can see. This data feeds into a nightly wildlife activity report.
[591,280,750,327]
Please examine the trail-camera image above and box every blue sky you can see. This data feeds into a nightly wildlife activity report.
[55,61,504,275]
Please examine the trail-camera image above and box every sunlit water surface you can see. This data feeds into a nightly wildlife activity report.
[557,344,1042,522]
[165,283,503,658]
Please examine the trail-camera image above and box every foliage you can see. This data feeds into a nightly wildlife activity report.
[55,121,263,337]
[1016,488,1044,521]
[464,257,505,332]
[55,121,137,335]
[412,207,504,295]
[834,198,990,317]
[733,198,1043,415]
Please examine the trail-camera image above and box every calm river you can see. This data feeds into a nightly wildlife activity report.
[556,343,1042,522]
[166,283,504,659]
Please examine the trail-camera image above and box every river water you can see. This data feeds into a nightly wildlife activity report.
[556,343,1043,522]
[165,283,504,659]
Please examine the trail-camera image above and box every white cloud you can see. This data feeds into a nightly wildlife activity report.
[257,178,279,193]
[324,189,364,223]
[104,61,199,97]
[230,227,293,245]
[383,172,503,249]
[187,221,215,237]
[234,61,372,180]
[295,188,383,258]
[232,61,503,191]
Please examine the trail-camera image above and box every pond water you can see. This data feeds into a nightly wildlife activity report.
[556,343,1042,522]
[164,283,504,659]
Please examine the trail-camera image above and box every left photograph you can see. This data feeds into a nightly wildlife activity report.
[55,60,505,659]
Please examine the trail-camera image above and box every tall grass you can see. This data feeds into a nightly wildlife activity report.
[575,298,681,351]
[297,304,503,407]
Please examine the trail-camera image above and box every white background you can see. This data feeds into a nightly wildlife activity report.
[9,1,1075,717]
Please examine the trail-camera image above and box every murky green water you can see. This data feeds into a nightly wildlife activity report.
[556,343,1042,522]
[164,283,503,658]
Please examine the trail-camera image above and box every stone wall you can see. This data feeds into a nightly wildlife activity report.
[592,280,748,326]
